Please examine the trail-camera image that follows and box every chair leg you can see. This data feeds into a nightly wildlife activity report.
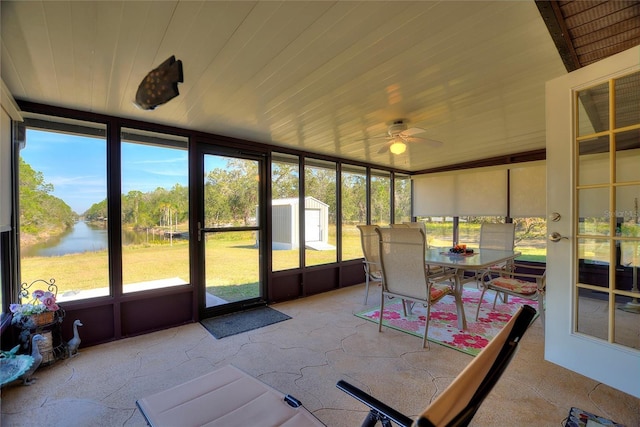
[538,294,545,326]
[364,274,370,305]
[378,294,385,332]
[423,303,431,349]
[475,286,489,321]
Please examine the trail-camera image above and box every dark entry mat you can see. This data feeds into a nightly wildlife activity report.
[200,306,291,339]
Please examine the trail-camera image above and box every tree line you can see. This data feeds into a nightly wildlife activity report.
[19,158,76,240]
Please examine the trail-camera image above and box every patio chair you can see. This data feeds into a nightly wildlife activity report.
[357,225,383,305]
[476,263,547,325]
[468,223,516,287]
[337,304,537,427]
[391,222,454,281]
[376,227,452,348]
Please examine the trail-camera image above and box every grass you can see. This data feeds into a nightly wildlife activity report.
[20,224,548,303]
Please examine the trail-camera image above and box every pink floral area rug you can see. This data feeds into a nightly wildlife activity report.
[355,288,538,356]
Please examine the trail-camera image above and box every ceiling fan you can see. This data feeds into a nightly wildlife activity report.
[369,119,443,155]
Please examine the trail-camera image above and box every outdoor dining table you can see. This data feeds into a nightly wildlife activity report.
[425,248,522,331]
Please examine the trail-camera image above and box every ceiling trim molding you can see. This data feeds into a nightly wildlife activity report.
[412,149,546,175]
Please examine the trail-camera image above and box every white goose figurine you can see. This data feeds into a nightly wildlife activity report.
[22,334,45,385]
[67,319,83,358]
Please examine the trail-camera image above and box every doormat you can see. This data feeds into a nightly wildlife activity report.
[200,306,291,339]
[564,407,624,426]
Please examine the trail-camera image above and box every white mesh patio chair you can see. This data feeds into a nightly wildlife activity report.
[376,227,452,348]
[471,223,516,287]
[476,263,547,325]
[392,222,453,281]
[357,225,383,305]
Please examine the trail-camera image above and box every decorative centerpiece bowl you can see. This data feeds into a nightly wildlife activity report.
[449,244,474,255]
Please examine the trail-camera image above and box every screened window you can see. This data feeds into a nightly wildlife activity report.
[394,173,411,223]
[121,129,189,293]
[304,159,337,266]
[19,121,108,302]
[272,153,300,271]
[371,169,391,225]
[341,164,366,261]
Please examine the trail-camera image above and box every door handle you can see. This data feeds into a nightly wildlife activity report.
[549,232,569,242]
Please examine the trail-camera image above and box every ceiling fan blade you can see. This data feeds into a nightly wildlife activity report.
[406,136,443,147]
[377,144,390,154]
[355,135,389,142]
[400,127,427,137]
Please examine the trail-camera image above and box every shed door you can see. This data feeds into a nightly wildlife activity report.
[305,209,321,242]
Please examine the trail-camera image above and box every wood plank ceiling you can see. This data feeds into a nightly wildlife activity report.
[537,0,640,72]
[1,1,638,172]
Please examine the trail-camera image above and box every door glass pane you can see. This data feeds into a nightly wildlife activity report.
[394,173,411,223]
[578,136,609,186]
[204,156,259,228]
[19,122,108,302]
[272,153,300,271]
[614,71,640,129]
[577,288,609,341]
[617,239,640,292]
[304,159,336,266]
[615,294,640,349]
[577,81,609,136]
[204,231,259,306]
[616,185,640,232]
[203,155,261,307]
[341,164,366,261]
[578,238,609,286]
[577,188,609,235]
[121,129,189,293]
[371,169,390,225]
[615,132,640,183]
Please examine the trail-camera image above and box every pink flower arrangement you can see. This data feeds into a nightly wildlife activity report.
[31,290,60,311]
[10,289,59,325]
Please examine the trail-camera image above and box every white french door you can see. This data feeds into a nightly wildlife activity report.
[545,46,640,398]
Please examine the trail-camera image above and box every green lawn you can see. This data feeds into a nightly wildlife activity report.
[20,224,548,303]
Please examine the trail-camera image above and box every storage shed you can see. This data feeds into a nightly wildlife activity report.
[271,197,331,250]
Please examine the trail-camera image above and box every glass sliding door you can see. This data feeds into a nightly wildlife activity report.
[200,150,264,312]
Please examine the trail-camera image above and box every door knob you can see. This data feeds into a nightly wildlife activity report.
[549,232,569,242]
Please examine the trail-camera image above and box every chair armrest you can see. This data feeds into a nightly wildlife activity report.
[336,380,415,427]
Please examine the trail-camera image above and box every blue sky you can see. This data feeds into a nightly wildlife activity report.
[22,129,192,214]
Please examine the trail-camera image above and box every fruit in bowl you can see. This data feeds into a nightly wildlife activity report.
[449,245,473,254]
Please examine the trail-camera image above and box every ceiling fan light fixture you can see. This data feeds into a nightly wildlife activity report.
[389,140,406,154]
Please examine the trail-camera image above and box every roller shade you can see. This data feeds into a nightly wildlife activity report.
[413,167,508,216]
[510,162,546,217]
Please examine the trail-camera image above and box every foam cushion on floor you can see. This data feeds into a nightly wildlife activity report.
[136,365,324,427]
